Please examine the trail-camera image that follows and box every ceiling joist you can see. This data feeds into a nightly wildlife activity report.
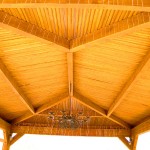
[70,12,150,51]
[73,92,131,129]
[0,11,70,51]
[107,49,150,117]
[11,125,131,137]
[0,59,35,114]
[12,95,69,124]
[0,1,150,12]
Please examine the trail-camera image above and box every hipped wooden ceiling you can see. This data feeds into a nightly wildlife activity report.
[0,0,150,141]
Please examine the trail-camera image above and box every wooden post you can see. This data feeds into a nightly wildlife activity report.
[2,130,11,150]
[131,135,139,150]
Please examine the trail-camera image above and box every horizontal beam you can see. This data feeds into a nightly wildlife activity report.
[132,116,150,136]
[10,133,24,146]
[12,94,69,124]
[73,93,130,129]
[0,1,150,12]
[0,11,70,51]
[0,118,10,131]
[70,12,150,51]
[11,125,131,137]
[0,58,35,114]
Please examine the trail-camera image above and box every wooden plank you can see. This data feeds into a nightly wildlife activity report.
[0,11,70,51]
[0,1,150,12]
[119,137,132,150]
[2,130,10,150]
[107,48,150,117]
[0,58,35,114]
[0,118,10,131]
[10,134,24,146]
[11,125,131,137]
[73,92,130,129]
[12,95,69,124]
[70,12,150,51]
[67,53,73,97]
[132,116,150,136]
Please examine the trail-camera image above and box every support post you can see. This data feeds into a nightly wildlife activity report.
[2,130,11,150]
[131,135,139,150]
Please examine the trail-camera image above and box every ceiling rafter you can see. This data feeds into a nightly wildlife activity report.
[11,94,69,124]
[0,59,35,114]
[0,1,150,12]
[0,11,70,51]
[73,92,131,129]
[107,49,150,117]
[70,12,150,51]
[67,52,73,97]
[11,125,131,137]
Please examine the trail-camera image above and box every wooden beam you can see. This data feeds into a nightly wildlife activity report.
[0,1,150,12]
[73,92,131,129]
[132,116,150,136]
[2,130,10,150]
[107,48,150,116]
[0,58,35,114]
[131,135,139,150]
[70,12,150,51]
[119,137,132,150]
[12,94,69,124]
[0,118,10,131]
[67,53,73,97]
[0,11,70,51]
[10,133,24,146]
[11,125,131,137]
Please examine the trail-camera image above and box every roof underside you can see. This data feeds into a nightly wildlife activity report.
[0,0,150,136]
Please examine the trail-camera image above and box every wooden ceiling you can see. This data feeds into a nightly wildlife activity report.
[0,1,150,149]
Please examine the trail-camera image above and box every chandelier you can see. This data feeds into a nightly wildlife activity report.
[48,98,90,129]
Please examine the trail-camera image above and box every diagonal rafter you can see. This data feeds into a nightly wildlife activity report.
[0,1,150,12]
[0,59,35,114]
[107,49,150,117]
[70,12,150,51]
[0,11,70,51]
[12,94,69,124]
[73,92,131,129]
